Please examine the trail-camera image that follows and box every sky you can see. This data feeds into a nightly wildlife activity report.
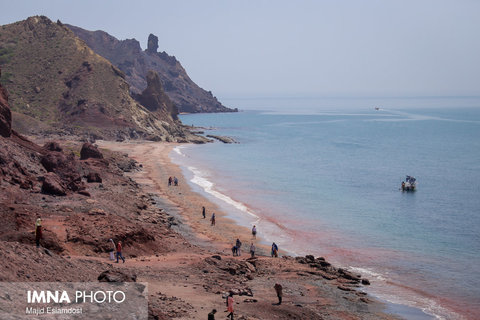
[1,0,480,100]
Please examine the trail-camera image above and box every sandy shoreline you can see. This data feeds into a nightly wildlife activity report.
[97,141,270,256]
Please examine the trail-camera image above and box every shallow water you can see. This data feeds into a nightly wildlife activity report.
[174,98,480,319]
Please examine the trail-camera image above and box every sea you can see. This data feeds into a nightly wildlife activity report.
[172,97,480,320]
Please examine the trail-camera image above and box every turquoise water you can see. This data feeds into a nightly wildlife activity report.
[174,99,480,319]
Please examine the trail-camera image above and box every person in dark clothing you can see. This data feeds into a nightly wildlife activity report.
[235,238,242,256]
[250,243,255,258]
[207,309,216,320]
[211,213,216,226]
[202,206,206,219]
[168,176,173,186]
[274,283,283,305]
[271,242,278,257]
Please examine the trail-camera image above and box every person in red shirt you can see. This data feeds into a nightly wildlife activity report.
[226,292,234,320]
[116,240,125,263]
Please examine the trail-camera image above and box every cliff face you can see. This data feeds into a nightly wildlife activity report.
[0,16,190,142]
[66,25,237,113]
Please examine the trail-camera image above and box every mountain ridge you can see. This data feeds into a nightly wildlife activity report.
[0,16,205,142]
[66,24,237,114]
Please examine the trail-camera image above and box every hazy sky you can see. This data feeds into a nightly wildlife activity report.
[1,0,479,99]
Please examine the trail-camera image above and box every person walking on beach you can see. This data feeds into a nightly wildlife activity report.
[226,292,234,320]
[274,283,283,305]
[168,176,173,186]
[174,176,178,186]
[35,217,42,247]
[271,242,278,257]
[236,238,242,256]
[251,225,257,239]
[250,242,255,258]
[207,309,216,320]
[232,245,237,256]
[202,206,206,219]
[108,239,116,261]
[116,240,125,263]
[210,213,216,226]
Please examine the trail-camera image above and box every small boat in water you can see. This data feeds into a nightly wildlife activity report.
[401,175,416,191]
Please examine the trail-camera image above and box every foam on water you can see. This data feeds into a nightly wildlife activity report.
[187,165,259,220]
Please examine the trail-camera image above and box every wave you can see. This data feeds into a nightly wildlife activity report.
[347,266,465,320]
[186,165,260,221]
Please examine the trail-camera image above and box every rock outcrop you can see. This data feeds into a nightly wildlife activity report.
[134,71,178,121]
[146,34,159,54]
[66,25,237,113]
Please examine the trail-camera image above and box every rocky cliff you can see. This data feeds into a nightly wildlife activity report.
[66,25,237,113]
[0,16,202,142]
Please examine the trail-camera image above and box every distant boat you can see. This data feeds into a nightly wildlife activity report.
[375,107,380,111]
[401,175,416,191]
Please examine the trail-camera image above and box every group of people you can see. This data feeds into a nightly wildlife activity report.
[108,238,125,263]
[202,206,216,226]
[197,206,286,319]
[168,176,179,186]
[231,238,256,258]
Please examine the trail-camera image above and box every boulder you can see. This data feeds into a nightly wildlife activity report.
[40,151,84,192]
[41,152,69,172]
[41,172,67,196]
[0,68,12,137]
[80,143,103,160]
